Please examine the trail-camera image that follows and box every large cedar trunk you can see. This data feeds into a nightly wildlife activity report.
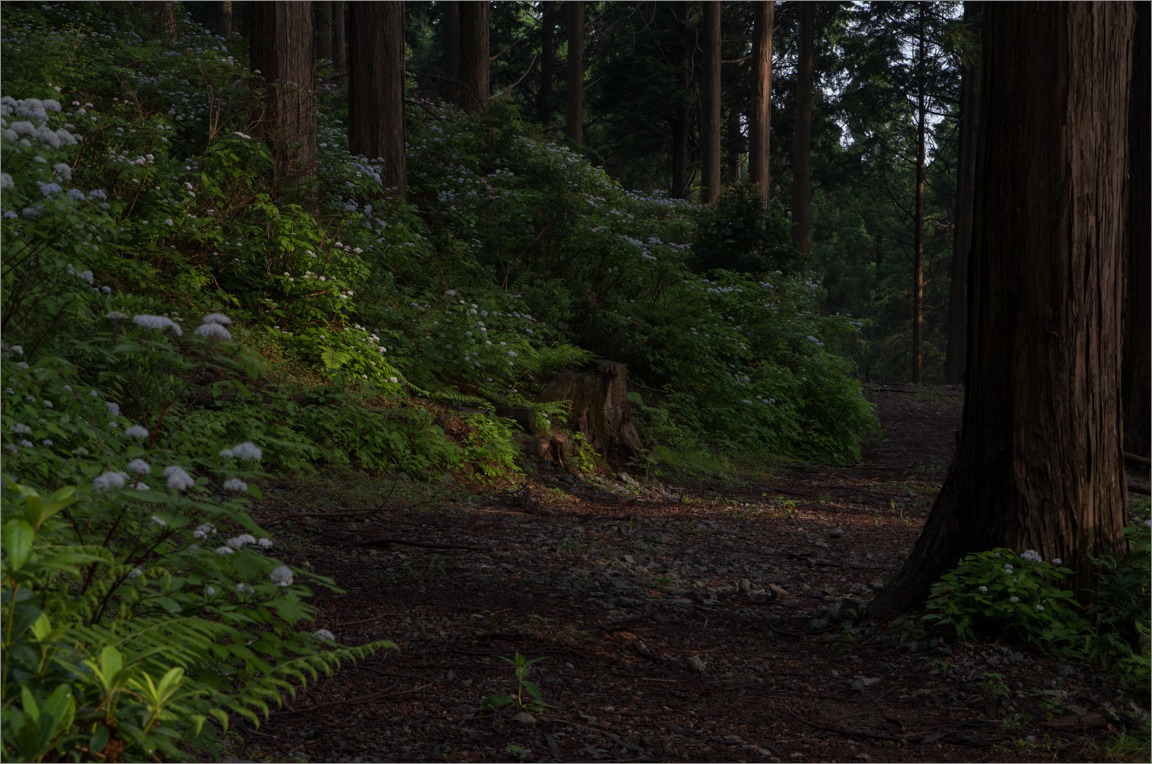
[670,11,693,199]
[332,0,346,73]
[791,2,814,257]
[1123,1,1151,458]
[315,2,333,63]
[869,2,1134,617]
[944,3,981,385]
[748,1,774,207]
[250,1,317,186]
[566,1,584,143]
[348,1,406,197]
[541,362,642,469]
[700,1,722,204]
[458,1,490,113]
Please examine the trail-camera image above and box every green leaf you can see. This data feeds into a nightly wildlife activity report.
[2,520,35,572]
[481,693,513,709]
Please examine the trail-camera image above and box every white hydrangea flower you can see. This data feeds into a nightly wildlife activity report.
[194,322,231,340]
[124,424,149,439]
[215,546,234,556]
[257,537,273,549]
[226,534,257,550]
[220,441,261,461]
[127,458,150,474]
[163,465,195,491]
[269,565,294,587]
[223,477,248,492]
[92,471,129,491]
[1020,549,1043,563]
[132,314,183,336]
[202,312,232,325]
[192,523,216,540]
[314,629,336,641]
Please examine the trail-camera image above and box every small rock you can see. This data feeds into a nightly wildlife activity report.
[905,640,921,654]
[512,711,537,725]
[1055,664,1075,678]
[740,578,753,594]
[809,618,830,631]
[829,527,846,538]
[685,655,707,673]
[850,675,882,690]
[1006,651,1025,664]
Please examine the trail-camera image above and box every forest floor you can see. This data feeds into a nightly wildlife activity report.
[232,385,1148,764]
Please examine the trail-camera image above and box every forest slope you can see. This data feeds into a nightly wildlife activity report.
[233,386,1141,764]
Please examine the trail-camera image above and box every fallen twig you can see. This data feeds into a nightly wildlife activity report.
[538,714,645,754]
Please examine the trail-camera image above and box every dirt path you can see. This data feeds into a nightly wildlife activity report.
[236,386,1139,763]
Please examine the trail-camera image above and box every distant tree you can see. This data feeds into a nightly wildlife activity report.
[250,1,317,186]
[333,0,347,72]
[700,0,722,203]
[944,3,981,384]
[791,1,814,256]
[748,1,774,207]
[909,1,928,383]
[1124,1,1150,458]
[870,2,1134,616]
[538,1,555,125]
[316,2,333,63]
[143,0,178,39]
[442,1,490,113]
[219,0,232,38]
[567,0,584,143]
[348,1,406,197]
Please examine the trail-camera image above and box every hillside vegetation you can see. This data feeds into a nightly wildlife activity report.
[0,5,876,760]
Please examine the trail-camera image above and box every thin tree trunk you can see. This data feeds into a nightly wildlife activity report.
[870,2,1134,617]
[945,2,981,385]
[332,0,346,72]
[670,11,693,199]
[749,0,774,207]
[538,1,555,126]
[911,4,927,384]
[791,1,814,256]
[566,1,585,143]
[443,1,461,105]
[1124,0,1151,457]
[218,0,233,38]
[250,1,317,187]
[348,1,406,197]
[316,2,333,63]
[700,0,722,203]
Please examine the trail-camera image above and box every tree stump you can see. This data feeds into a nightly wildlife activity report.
[540,361,642,468]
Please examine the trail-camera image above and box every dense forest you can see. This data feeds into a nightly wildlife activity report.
[0,2,1148,762]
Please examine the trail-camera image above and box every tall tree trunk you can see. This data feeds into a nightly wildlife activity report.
[458,0,490,112]
[566,1,585,143]
[332,0,346,72]
[700,0,722,203]
[348,1,406,197]
[869,2,1134,617]
[1124,0,1151,458]
[443,1,461,105]
[218,0,233,38]
[144,1,178,39]
[670,12,693,199]
[945,3,981,385]
[911,4,927,384]
[250,1,317,187]
[538,1,555,126]
[748,0,774,207]
[724,106,742,184]
[315,1,333,63]
[791,1,814,256]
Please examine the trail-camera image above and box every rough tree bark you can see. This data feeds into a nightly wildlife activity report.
[791,1,814,257]
[700,0,722,204]
[748,0,774,207]
[670,7,693,199]
[566,0,585,143]
[945,2,981,385]
[1123,0,1151,458]
[541,361,643,469]
[250,1,317,186]
[869,2,1134,617]
[348,1,406,197]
